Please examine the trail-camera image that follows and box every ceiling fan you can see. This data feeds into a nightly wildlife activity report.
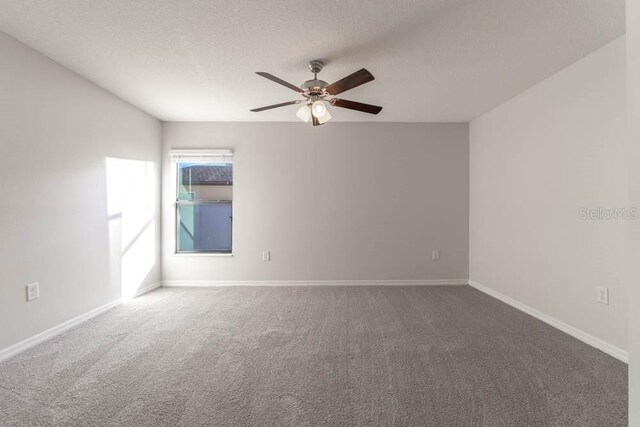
[250,60,382,126]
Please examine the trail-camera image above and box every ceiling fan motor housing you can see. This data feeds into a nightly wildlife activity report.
[301,78,329,94]
[302,60,328,95]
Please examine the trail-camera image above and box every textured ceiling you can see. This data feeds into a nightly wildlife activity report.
[0,0,625,122]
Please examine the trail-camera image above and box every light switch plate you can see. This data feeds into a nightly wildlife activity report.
[432,250,440,260]
[262,251,271,261]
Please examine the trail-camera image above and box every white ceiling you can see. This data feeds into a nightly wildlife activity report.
[0,0,625,122]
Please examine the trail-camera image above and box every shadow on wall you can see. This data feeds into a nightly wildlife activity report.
[105,158,156,302]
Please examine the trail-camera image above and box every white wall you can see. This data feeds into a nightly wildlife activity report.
[162,122,469,283]
[0,31,162,352]
[470,37,628,352]
[627,0,640,422]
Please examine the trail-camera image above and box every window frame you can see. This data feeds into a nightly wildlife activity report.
[170,149,234,256]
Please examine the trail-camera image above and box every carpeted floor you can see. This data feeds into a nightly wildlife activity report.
[0,286,627,426]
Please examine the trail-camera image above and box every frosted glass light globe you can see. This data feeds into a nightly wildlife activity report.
[311,100,327,118]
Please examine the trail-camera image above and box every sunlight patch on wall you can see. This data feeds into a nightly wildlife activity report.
[105,158,156,301]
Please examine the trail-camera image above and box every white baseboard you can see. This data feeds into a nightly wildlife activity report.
[133,281,161,297]
[0,298,122,363]
[162,279,469,287]
[0,281,162,364]
[468,280,628,363]
[7,279,623,366]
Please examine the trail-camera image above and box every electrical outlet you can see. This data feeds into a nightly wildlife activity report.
[432,250,440,260]
[262,251,271,261]
[596,287,609,305]
[26,282,39,301]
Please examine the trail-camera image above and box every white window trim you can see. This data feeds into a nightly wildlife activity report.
[171,253,234,257]
[169,149,233,164]
[171,148,234,255]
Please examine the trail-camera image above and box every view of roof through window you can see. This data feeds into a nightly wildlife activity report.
[179,163,233,185]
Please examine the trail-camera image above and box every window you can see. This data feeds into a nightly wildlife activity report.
[171,150,233,254]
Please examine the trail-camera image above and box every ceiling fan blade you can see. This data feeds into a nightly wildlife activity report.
[312,115,323,126]
[255,72,303,93]
[325,69,375,95]
[330,98,383,114]
[250,100,300,112]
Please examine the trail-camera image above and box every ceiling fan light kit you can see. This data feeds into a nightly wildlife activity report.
[317,109,332,124]
[251,60,383,126]
[296,104,312,123]
[311,99,327,117]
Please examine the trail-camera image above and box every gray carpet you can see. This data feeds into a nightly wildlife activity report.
[0,286,627,426]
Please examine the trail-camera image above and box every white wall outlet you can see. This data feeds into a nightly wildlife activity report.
[26,282,40,301]
[596,286,609,305]
[262,251,271,261]
[431,250,440,260]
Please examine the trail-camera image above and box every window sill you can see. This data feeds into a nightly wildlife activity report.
[172,253,233,257]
